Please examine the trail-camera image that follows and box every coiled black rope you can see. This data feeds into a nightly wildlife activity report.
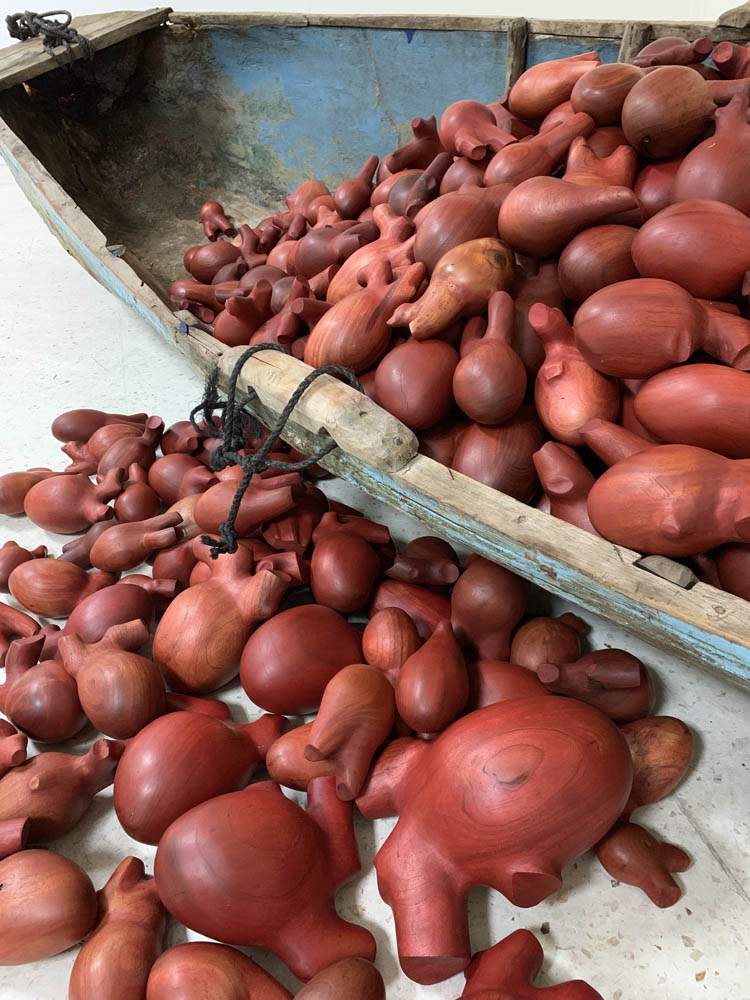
[6,10,93,65]
[190,343,362,558]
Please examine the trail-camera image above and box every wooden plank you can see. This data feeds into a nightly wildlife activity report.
[168,12,309,27]
[618,22,654,61]
[3,77,750,688]
[214,346,418,473]
[494,17,743,38]
[504,18,528,90]
[635,555,699,590]
[306,14,510,32]
[170,12,612,35]
[718,2,750,28]
[105,244,175,310]
[167,12,703,37]
[168,11,750,43]
[169,11,616,35]
[528,19,628,37]
[0,8,171,91]
[169,12,510,31]
[167,11,616,34]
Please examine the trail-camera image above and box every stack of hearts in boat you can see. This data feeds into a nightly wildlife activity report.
[167,37,750,599]
[0,390,694,996]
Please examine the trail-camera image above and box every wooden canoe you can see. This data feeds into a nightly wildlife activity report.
[1,9,750,685]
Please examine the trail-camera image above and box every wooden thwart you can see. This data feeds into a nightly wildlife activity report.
[0,8,171,91]
[215,346,418,474]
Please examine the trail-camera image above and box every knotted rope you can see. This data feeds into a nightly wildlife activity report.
[6,10,93,65]
[190,343,362,558]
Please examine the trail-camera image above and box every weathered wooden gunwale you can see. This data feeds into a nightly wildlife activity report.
[1,10,749,685]
[167,10,749,37]
[0,8,170,90]
[163,11,750,79]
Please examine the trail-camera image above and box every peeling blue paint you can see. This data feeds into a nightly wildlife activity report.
[404,29,416,43]
[525,35,621,65]
[208,26,507,187]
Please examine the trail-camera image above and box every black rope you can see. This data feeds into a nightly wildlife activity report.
[190,343,362,558]
[6,10,93,66]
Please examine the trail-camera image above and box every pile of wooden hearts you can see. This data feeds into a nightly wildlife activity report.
[0,397,695,997]
[171,33,750,603]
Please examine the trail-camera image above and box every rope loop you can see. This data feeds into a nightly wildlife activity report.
[190,343,362,558]
[6,10,93,65]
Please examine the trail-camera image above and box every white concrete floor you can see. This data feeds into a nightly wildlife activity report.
[0,159,748,1000]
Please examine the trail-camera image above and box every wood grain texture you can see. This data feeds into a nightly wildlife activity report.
[146,942,294,999]
[216,346,417,472]
[460,928,603,998]
[9,559,115,619]
[153,550,289,693]
[0,632,89,744]
[587,445,750,556]
[618,22,654,62]
[69,856,166,1000]
[306,664,395,800]
[0,740,124,842]
[114,712,283,844]
[240,605,363,715]
[595,821,690,908]
[372,697,632,983]
[153,778,375,981]
[166,12,750,43]
[620,716,694,816]
[0,9,171,91]
[635,556,699,591]
[504,18,529,90]
[0,850,97,965]
[59,622,165,741]
[717,2,750,29]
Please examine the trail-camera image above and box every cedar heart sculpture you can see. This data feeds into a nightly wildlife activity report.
[459,929,603,998]
[154,777,376,981]
[357,697,632,984]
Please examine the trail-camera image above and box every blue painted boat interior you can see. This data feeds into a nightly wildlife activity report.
[206,26,511,189]
[198,25,620,192]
